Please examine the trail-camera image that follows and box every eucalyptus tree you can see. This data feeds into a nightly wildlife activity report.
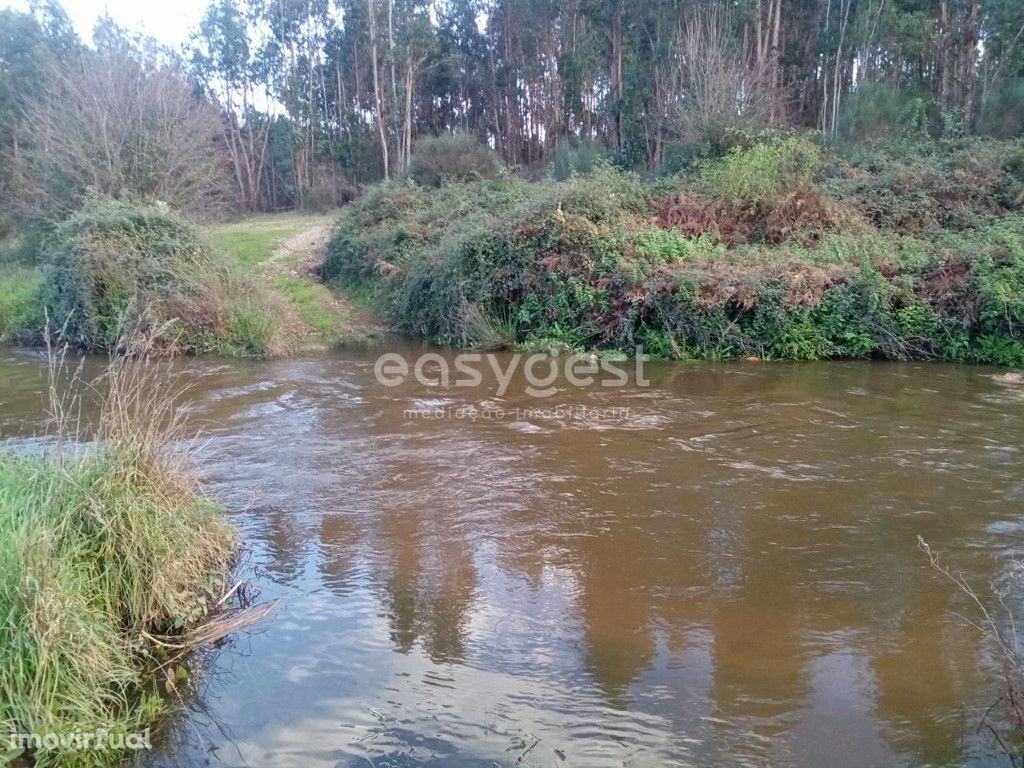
[192,0,271,211]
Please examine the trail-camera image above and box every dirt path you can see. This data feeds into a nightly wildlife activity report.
[262,218,383,349]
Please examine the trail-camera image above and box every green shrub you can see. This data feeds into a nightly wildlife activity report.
[40,199,288,356]
[326,136,1024,365]
[0,267,43,343]
[701,136,822,201]
[550,138,609,181]
[838,81,933,142]
[825,138,1021,234]
[408,133,504,187]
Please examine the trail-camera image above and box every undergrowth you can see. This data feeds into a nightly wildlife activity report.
[324,135,1024,364]
[39,199,292,357]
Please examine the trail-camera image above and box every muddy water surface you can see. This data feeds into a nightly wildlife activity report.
[2,346,1023,767]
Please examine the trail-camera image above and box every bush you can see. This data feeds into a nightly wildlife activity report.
[40,199,290,355]
[838,81,933,142]
[550,138,609,181]
[701,136,822,201]
[825,138,1023,234]
[408,133,504,187]
[326,135,1024,365]
[0,267,43,343]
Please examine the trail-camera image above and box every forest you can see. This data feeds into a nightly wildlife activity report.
[1,0,1023,365]
[2,0,1024,218]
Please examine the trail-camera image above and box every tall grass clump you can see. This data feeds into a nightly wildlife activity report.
[0,337,240,767]
[40,199,291,357]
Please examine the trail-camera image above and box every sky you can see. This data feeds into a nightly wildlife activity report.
[2,0,208,48]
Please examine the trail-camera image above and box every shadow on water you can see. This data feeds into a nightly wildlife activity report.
[1,345,1023,767]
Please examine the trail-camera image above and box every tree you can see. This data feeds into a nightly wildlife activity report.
[21,21,233,223]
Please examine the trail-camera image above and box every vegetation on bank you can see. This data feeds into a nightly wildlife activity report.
[1,200,294,357]
[207,212,380,348]
[0,348,238,767]
[324,134,1024,365]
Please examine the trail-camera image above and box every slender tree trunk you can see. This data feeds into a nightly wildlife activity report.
[367,0,390,180]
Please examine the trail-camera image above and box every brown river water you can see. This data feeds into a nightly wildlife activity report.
[2,344,1024,767]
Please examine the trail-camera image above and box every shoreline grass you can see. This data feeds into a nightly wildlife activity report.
[0,340,239,767]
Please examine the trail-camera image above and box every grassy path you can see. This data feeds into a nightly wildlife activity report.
[207,213,382,351]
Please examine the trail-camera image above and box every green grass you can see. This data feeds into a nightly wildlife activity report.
[0,267,43,343]
[270,275,340,335]
[0,355,237,767]
[206,213,327,269]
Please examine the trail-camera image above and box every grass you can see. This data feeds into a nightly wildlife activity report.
[0,267,43,343]
[270,274,340,335]
[207,211,374,347]
[206,212,326,269]
[0,341,238,767]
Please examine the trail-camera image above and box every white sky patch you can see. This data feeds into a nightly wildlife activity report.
[1,0,207,48]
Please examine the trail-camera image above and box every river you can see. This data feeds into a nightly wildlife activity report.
[2,344,1023,767]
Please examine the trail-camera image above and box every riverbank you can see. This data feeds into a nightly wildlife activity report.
[324,135,1024,365]
[0,207,384,358]
[0,349,239,767]
[207,213,383,350]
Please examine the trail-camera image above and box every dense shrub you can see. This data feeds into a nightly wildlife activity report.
[326,137,1024,364]
[700,136,822,201]
[408,133,504,187]
[550,138,609,181]
[0,267,43,343]
[837,81,933,142]
[41,199,290,355]
[824,138,1024,234]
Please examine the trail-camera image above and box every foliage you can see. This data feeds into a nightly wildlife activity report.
[824,138,1024,235]
[326,136,1024,365]
[550,138,609,181]
[701,136,822,201]
[12,22,233,226]
[0,267,43,343]
[837,81,933,143]
[408,134,504,187]
[40,199,290,356]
